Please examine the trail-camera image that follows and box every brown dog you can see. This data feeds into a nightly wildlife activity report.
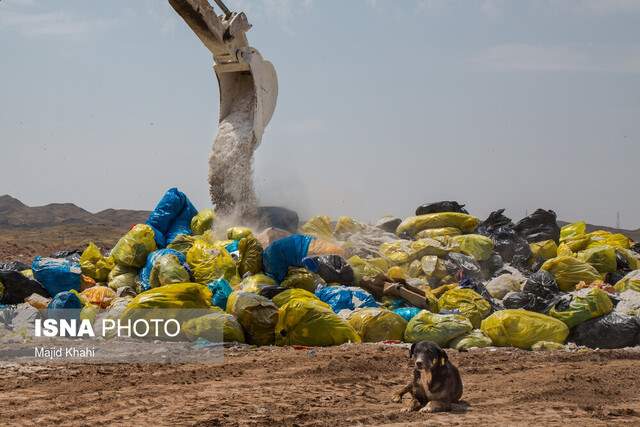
[392,341,463,413]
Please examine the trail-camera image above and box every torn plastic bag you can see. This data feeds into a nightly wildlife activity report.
[302,255,355,285]
[32,256,81,296]
[514,209,560,244]
[262,234,314,283]
[404,311,473,346]
[276,298,360,346]
[415,201,469,216]
[0,270,50,305]
[347,308,407,342]
[146,188,198,247]
[569,312,640,349]
[481,310,569,349]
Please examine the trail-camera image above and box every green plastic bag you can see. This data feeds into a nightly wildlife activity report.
[404,311,473,346]
[238,236,263,277]
[107,264,139,291]
[149,254,190,288]
[111,224,157,268]
[226,291,278,346]
[449,329,493,351]
[548,288,613,328]
[272,288,326,308]
[481,309,569,349]
[576,246,617,274]
[281,267,326,293]
[239,274,276,294]
[540,256,601,291]
[396,213,479,237]
[451,234,494,262]
[167,234,197,256]
[190,209,215,235]
[182,309,245,343]
[437,288,492,329]
[275,298,360,346]
[347,308,407,342]
[80,242,114,281]
[186,239,237,284]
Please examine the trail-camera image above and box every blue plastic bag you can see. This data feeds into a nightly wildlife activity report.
[393,307,422,322]
[146,188,198,247]
[207,278,233,310]
[47,291,82,321]
[315,285,378,313]
[262,234,314,283]
[32,256,81,296]
[139,249,187,291]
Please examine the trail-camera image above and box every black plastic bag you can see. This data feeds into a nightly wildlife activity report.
[459,277,501,311]
[415,201,468,216]
[0,261,30,272]
[477,209,514,235]
[259,285,287,300]
[491,227,532,266]
[0,270,50,305]
[375,216,401,233]
[302,255,355,285]
[257,206,299,233]
[631,242,640,253]
[50,249,82,263]
[479,253,504,280]
[522,271,560,300]
[514,209,560,244]
[445,252,482,280]
[503,291,537,310]
[569,312,640,349]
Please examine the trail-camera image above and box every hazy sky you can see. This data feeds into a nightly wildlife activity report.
[1,0,639,228]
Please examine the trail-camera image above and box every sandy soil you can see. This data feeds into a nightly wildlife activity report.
[2,345,640,426]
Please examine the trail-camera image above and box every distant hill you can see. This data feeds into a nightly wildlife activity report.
[0,195,150,228]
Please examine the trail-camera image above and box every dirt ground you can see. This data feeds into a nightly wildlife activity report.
[2,345,640,426]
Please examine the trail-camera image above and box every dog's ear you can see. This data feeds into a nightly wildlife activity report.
[409,343,417,359]
[438,348,449,366]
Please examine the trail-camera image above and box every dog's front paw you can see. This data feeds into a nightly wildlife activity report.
[419,403,434,413]
[400,406,416,413]
[391,393,402,403]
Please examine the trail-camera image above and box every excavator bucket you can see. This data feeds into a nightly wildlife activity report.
[169,0,278,216]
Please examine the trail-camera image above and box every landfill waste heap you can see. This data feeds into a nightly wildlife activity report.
[2,188,640,351]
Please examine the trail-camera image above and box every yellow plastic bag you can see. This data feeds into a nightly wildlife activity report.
[186,239,237,284]
[531,341,565,351]
[380,238,450,264]
[237,235,263,276]
[239,273,277,293]
[227,226,253,240]
[81,286,116,309]
[449,329,493,350]
[226,291,278,345]
[150,254,190,288]
[166,234,197,256]
[415,227,461,239]
[562,235,591,253]
[272,288,327,308]
[123,282,212,311]
[300,216,334,241]
[404,311,473,346]
[396,213,479,237]
[586,231,631,250]
[451,234,494,262]
[281,267,325,293]
[614,270,640,293]
[481,310,569,349]
[617,249,639,271]
[182,309,245,343]
[334,216,366,237]
[111,224,157,268]
[548,288,613,328]
[529,240,558,261]
[540,256,602,291]
[275,298,360,346]
[190,209,215,235]
[437,288,492,328]
[80,243,114,281]
[560,221,586,242]
[347,308,407,342]
[348,256,389,283]
[576,246,617,274]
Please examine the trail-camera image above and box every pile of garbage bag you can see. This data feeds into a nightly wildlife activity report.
[2,189,640,350]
